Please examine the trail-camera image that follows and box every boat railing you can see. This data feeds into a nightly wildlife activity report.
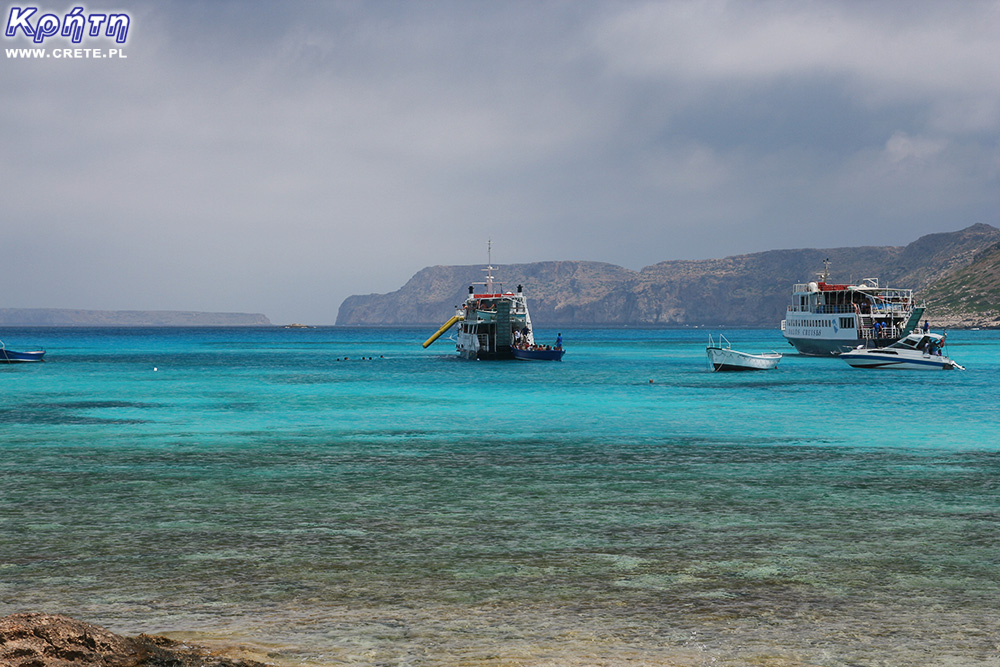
[707,334,731,349]
[787,302,913,315]
[786,304,855,314]
[859,324,901,341]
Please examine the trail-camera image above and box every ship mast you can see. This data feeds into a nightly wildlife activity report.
[483,239,497,294]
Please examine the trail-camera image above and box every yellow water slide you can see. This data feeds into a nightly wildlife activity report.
[422,314,464,348]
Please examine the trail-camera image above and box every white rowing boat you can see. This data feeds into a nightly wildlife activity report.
[707,334,781,372]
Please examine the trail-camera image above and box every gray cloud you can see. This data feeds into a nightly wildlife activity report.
[2,0,998,323]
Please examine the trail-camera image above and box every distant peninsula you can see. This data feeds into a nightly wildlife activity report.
[0,308,272,327]
[337,223,1000,329]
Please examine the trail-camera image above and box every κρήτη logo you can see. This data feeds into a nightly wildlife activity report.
[5,6,130,44]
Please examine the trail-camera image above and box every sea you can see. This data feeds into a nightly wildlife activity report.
[1,326,998,667]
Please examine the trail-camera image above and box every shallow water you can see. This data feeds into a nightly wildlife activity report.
[2,327,999,665]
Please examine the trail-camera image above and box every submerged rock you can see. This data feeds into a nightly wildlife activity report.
[0,613,268,667]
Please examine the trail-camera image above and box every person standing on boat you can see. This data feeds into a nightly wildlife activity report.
[923,320,930,333]
[555,333,563,350]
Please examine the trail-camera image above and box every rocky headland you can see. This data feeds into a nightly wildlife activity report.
[336,224,1000,329]
[0,614,269,667]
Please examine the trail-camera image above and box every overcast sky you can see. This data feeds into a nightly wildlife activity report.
[3,1,998,323]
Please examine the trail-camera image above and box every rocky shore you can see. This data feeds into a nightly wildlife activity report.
[0,614,269,667]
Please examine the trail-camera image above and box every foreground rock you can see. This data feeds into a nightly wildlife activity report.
[0,614,268,667]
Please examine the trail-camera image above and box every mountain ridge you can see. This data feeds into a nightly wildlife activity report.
[336,224,1000,328]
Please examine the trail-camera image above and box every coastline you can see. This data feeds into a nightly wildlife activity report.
[923,312,1000,329]
[0,309,272,327]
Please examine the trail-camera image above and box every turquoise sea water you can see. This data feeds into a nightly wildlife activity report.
[2,326,999,666]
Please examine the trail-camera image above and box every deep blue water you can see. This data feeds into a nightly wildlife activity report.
[1,327,998,666]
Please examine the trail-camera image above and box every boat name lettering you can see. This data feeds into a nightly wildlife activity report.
[5,6,130,43]
[786,327,824,337]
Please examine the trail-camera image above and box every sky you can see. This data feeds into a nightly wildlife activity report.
[3,1,998,324]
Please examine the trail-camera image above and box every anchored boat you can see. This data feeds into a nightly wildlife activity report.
[706,334,781,372]
[0,339,45,363]
[423,249,562,361]
[840,331,964,370]
[512,345,564,362]
[780,261,924,356]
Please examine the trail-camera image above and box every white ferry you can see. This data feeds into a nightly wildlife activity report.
[423,252,561,360]
[780,263,925,356]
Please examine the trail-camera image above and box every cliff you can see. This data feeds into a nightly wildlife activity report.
[0,309,272,327]
[336,224,1000,328]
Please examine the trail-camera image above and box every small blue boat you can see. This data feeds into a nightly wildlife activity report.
[512,347,565,361]
[0,339,45,362]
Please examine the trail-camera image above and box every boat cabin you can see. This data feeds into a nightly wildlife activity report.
[887,332,944,352]
[786,279,921,342]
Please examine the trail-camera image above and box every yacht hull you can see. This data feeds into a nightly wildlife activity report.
[840,351,959,370]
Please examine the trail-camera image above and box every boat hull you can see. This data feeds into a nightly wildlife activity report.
[460,346,516,361]
[840,351,959,370]
[783,334,911,356]
[512,348,564,361]
[707,347,780,371]
[0,349,45,363]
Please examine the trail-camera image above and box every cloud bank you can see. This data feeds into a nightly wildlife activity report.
[3,0,998,323]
